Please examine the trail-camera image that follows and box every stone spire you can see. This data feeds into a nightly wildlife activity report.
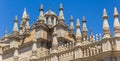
[82,16,88,40]
[22,8,28,19]
[113,7,120,37]
[39,4,44,16]
[13,48,19,61]
[52,27,58,52]
[38,4,45,23]
[102,8,111,38]
[12,16,19,37]
[70,16,74,34]
[58,3,64,24]
[20,8,28,28]
[76,19,82,46]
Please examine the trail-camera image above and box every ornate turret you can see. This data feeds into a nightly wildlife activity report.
[58,3,64,24]
[113,7,120,37]
[76,19,82,46]
[102,8,111,38]
[12,16,19,38]
[38,4,45,23]
[52,27,58,53]
[82,16,88,40]
[10,16,19,48]
[70,16,74,35]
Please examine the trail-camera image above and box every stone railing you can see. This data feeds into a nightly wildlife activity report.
[81,42,103,57]
[17,34,119,61]
[58,42,75,52]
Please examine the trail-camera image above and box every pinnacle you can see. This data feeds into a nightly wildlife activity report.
[59,3,63,10]
[82,16,86,22]
[114,7,119,16]
[22,8,28,18]
[40,4,43,10]
[70,15,73,21]
[76,18,80,27]
[103,8,108,17]
[14,15,18,22]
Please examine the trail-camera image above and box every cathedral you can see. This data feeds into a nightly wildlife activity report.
[0,3,120,61]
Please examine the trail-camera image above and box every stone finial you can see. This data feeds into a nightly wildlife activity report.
[102,8,111,38]
[40,4,43,10]
[38,4,45,23]
[76,18,81,40]
[82,16,88,32]
[76,18,80,27]
[13,16,19,32]
[113,7,120,37]
[82,16,88,40]
[59,3,63,10]
[70,16,74,34]
[58,3,64,23]
[114,7,119,17]
[103,8,108,19]
[22,8,28,19]
[76,19,82,46]
[39,4,44,16]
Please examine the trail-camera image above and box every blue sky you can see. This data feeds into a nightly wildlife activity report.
[0,0,120,37]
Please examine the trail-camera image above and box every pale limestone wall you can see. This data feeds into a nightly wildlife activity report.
[3,43,33,61]
[36,27,44,39]
[102,40,111,52]
[57,26,65,37]
[19,44,32,60]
